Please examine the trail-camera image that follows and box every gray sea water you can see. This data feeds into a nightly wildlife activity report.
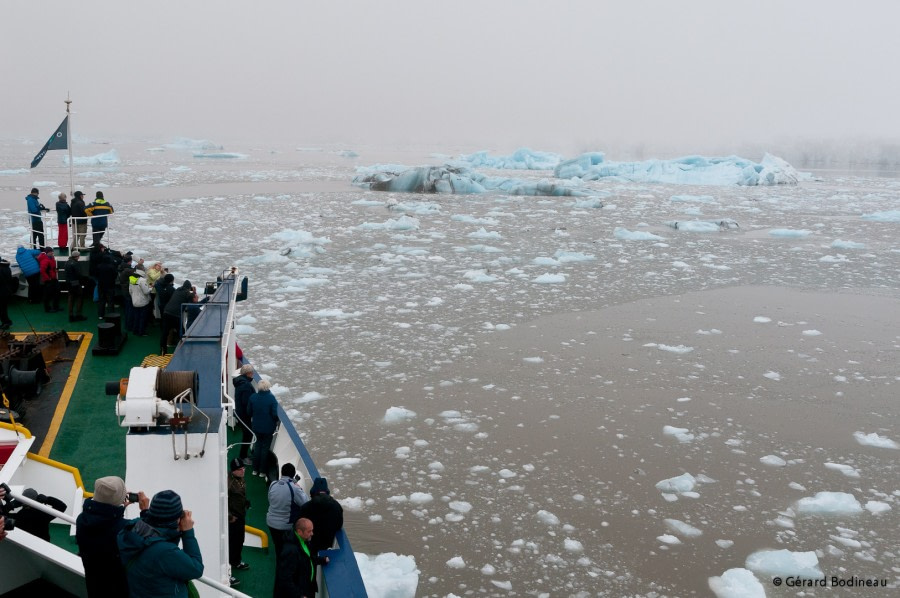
[2,141,898,597]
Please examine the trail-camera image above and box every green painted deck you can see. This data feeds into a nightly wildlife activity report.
[8,296,277,597]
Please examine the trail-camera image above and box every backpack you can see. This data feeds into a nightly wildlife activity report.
[288,484,302,524]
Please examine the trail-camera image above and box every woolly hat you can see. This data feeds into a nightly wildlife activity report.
[95,191,104,199]
[70,250,81,258]
[230,457,245,472]
[147,490,183,525]
[310,477,330,495]
[93,476,126,506]
[163,273,174,283]
[22,487,39,501]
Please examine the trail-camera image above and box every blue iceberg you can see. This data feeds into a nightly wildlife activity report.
[452,148,563,170]
[554,152,799,186]
[352,165,588,197]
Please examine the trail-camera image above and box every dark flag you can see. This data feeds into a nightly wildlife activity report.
[30,116,69,169]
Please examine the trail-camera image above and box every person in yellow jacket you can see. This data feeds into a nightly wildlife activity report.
[85,191,114,246]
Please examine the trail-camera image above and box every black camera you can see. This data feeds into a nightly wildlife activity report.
[2,516,14,531]
[127,492,139,504]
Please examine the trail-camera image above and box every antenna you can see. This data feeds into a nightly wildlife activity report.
[65,94,74,200]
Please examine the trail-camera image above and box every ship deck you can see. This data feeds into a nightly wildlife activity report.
[3,297,276,597]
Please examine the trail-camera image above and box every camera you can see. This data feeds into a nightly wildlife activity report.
[2,516,14,531]
[127,492,139,504]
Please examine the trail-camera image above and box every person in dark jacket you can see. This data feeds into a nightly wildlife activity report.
[85,191,114,246]
[26,188,49,248]
[297,477,344,556]
[70,191,88,249]
[76,476,149,598]
[64,251,87,322]
[117,490,203,598]
[55,192,72,251]
[11,487,67,541]
[16,245,43,304]
[233,364,256,462]
[161,280,195,354]
[247,379,279,479]
[155,273,176,353]
[228,458,250,586]
[95,253,118,319]
[0,257,14,329]
[273,518,328,598]
[117,257,137,332]
[37,247,61,313]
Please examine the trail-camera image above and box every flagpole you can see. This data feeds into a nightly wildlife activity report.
[65,94,74,195]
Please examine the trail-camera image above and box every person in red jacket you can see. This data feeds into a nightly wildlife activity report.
[37,247,61,313]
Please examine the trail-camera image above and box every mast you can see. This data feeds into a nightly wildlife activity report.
[65,94,74,196]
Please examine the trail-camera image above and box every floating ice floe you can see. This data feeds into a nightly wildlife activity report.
[759,455,787,467]
[831,239,866,249]
[383,407,417,423]
[325,457,361,468]
[861,210,900,222]
[614,227,665,241]
[663,426,695,443]
[665,220,736,232]
[853,431,899,449]
[794,491,863,515]
[352,164,588,196]
[664,518,702,538]
[708,568,765,598]
[452,147,563,170]
[355,553,419,598]
[65,149,120,166]
[864,501,891,515]
[745,549,823,579]
[193,152,248,159]
[656,473,698,495]
[165,137,222,150]
[769,228,812,238]
[554,152,799,186]
[823,462,860,478]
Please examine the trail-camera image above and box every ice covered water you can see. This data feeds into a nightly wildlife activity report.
[2,141,898,596]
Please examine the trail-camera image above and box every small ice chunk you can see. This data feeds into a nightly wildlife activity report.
[745,549,823,579]
[864,501,891,515]
[760,455,787,467]
[656,473,696,494]
[657,534,682,545]
[536,510,560,525]
[663,425,695,443]
[794,491,863,515]
[709,567,766,598]
[709,568,766,598]
[853,431,899,449]
[446,556,466,569]
[665,518,702,538]
[383,406,417,423]
[823,462,860,478]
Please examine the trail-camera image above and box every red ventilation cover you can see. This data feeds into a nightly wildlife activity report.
[0,442,17,468]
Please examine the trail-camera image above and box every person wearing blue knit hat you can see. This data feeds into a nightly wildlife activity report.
[117,490,204,598]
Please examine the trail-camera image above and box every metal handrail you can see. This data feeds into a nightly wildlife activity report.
[5,490,75,525]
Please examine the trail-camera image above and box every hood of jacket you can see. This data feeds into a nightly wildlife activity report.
[117,518,180,562]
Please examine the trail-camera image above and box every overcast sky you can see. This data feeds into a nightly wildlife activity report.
[2,1,897,155]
